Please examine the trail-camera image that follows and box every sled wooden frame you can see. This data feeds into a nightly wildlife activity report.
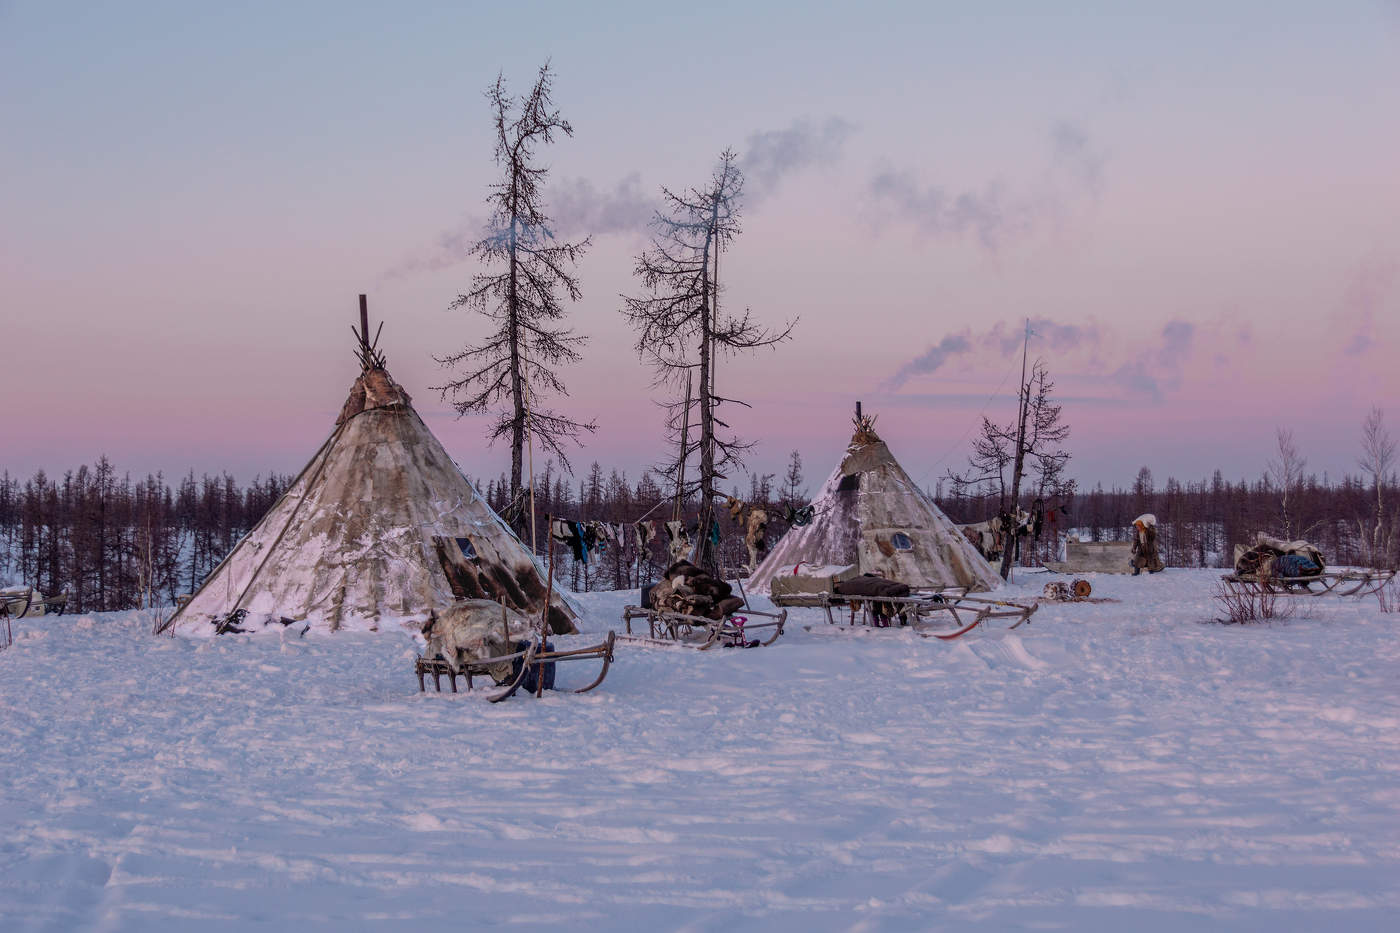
[1,587,34,622]
[0,588,27,650]
[872,594,1037,639]
[1,587,70,621]
[415,630,617,702]
[773,588,1035,633]
[1220,568,1396,599]
[771,584,969,617]
[619,605,787,650]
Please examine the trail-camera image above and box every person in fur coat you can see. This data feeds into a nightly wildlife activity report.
[1130,514,1165,575]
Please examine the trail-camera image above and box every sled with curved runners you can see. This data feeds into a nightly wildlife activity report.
[619,605,787,650]
[1,585,67,619]
[1,587,34,622]
[0,587,28,651]
[415,630,617,702]
[772,585,969,623]
[778,587,1036,638]
[1220,568,1395,599]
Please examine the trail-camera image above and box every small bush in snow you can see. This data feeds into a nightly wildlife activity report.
[1376,579,1399,614]
[1210,581,1292,624]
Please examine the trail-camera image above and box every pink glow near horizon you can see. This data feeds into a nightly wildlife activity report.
[3,4,1399,489]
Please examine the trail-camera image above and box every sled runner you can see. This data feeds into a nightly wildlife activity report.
[619,604,787,650]
[772,586,967,623]
[416,630,616,702]
[1220,568,1395,599]
[786,589,1036,638]
[775,586,1030,625]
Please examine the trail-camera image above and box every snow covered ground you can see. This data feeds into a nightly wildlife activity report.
[2,569,1398,931]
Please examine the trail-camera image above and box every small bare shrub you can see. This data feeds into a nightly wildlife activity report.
[1377,578,1399,614]
[1211,581,1292,624]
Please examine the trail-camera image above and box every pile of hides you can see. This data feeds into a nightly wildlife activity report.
[834,573,913,624]
[1233,533,1325,579]
[420,599,537,684]
[647,560,745,620]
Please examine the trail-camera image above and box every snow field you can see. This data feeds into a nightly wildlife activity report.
[2,569,1398,931]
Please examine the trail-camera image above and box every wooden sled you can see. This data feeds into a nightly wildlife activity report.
[619,605,787,650]
[416,630,617,702]
[772,585,968,622]
[1220,568,1396,599]
[776,588,1036,637]
[0,588,25,651]
[1,587,34,622]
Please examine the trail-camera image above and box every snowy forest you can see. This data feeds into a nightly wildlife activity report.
[3,453,1395,614]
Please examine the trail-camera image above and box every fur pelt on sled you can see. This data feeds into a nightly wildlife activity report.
[834,573,913,624]
[649,560,745,620]
[1233,533,1326,578]
[420,599,537,683]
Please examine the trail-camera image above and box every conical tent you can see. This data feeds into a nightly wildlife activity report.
[749,417,1001,594]
[166,363,578,635]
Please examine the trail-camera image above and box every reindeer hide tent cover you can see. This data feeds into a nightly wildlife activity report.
[749,418,1001,594]
[167,365,578,635]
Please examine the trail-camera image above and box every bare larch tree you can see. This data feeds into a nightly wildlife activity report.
[1358,406,1396,564]
[622,150,793,573]
[946,355,1072,580]
[1266,427,1306,540]
[436,62,595,503]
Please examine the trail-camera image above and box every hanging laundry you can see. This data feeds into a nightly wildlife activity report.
[785,504,815,527]
[549,517,587,563]
[591,521,612,546]
[635,520,657,552]
[576,521,598,563]
[664,520,692,563]
[743,508,770,573]
[723,495,746,522]
[548,516,573,544]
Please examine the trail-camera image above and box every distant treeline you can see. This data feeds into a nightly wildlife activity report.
[939,466,1398,571]
[2,458,1395,613]
[0,460,291,613]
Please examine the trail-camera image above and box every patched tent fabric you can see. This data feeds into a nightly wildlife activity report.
[749,418,1001,594]
[165,364,577,635]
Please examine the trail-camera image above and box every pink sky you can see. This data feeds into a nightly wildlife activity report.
[3,3,1399,491]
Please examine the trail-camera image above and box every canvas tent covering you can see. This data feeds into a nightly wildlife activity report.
[749,417,1001,594]
[165,364,577,635]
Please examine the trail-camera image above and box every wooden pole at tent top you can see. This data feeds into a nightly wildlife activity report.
[359,295,369,358]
